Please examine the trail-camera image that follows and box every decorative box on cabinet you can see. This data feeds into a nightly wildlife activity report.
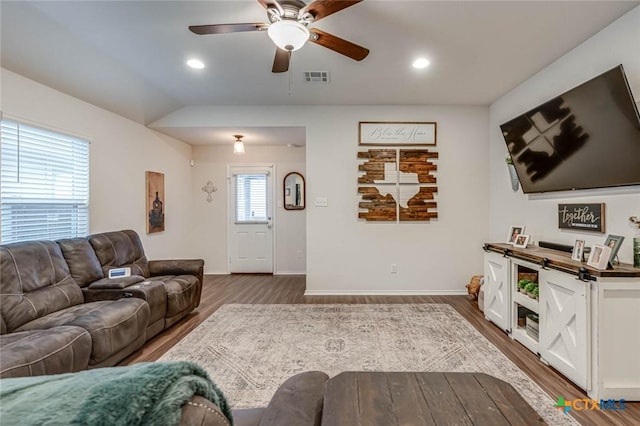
[483,242,640,401]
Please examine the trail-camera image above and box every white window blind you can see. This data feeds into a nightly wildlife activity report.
[235,173,268,223]
[1,119,89,244]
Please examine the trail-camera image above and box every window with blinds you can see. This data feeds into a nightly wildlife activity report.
[1,119,89,244]
[235,173,268,223]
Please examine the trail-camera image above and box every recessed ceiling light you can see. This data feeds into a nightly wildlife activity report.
[412,58,430,69]
[187,58,205,69]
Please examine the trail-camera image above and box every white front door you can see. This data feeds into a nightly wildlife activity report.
[228,165,274,273]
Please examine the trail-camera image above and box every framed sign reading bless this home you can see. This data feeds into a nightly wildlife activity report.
[359,122,437,146]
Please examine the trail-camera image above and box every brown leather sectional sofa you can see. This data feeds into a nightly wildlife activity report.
[1,230,330,425]
[0,229,203,378]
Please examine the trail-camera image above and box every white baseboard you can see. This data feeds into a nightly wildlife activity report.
[303,290,468,296]
[204,271,305,276]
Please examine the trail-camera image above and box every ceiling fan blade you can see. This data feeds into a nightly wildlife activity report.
[309,28,369,61]
[189,23,268,35]
[272,48,291,73]
[257,0,284,15]
[301,0,363,22]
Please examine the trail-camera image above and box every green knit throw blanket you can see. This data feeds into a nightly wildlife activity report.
[0,361,232,425]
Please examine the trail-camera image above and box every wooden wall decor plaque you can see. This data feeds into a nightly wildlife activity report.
[558,203,605,233]
[357,148,438,222]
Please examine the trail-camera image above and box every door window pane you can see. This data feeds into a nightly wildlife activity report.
[235,173,267,223]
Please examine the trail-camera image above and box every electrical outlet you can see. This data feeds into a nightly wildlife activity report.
[315,197,328,207]
[391,264,397,274]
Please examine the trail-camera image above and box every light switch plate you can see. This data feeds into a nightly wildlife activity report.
[315,197,328,207]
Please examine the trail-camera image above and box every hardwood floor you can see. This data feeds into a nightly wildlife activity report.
[121,274,639,426]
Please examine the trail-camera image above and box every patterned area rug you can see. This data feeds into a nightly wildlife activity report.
[159,304,576,425]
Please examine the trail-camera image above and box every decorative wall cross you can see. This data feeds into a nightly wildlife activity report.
[202,180,218,202]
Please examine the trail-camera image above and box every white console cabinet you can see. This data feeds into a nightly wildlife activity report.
[483,243,640,401]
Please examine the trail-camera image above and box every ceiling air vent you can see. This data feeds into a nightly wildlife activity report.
[304,71,330,83]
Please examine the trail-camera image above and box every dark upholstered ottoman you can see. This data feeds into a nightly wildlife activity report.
[322,372,546,425]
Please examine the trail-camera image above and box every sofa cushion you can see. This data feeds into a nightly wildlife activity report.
[89,230,150,277]
[0,326,91,378]
[57,238,105,287]
[0,241,84,333]
[15,299,149,366]
[82,280,167,334]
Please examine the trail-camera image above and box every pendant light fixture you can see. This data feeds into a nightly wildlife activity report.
[233,134,245,155]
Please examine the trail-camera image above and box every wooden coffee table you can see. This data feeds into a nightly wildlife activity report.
[322,372,546,425]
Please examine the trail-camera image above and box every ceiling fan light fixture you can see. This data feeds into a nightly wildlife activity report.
[268,20,310,51]
[233,135,245,154]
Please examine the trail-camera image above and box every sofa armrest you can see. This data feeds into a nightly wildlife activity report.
[180,395,232,426]
[88,276,145,289]
[149,259,204,282]
[82,281,162,303]
[258,371,329,426]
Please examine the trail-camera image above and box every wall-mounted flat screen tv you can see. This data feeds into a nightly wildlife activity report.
[500,65,640,193]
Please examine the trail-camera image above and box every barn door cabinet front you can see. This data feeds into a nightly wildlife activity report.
[539,268,589,390]
[483,251,510,332]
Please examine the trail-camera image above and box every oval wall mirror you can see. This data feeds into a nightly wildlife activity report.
[284,172,305,210]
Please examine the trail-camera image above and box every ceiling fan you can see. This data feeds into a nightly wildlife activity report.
[189,0,369,73]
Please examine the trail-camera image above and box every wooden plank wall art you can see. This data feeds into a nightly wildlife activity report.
[357,148,438,222]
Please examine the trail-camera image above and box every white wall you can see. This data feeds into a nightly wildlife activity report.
[152,104,490,294]
[489,7,640,263]
[0,68,195,259]
[191,144,306,274]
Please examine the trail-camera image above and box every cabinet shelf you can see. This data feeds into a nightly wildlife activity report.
[513,290,539,313]
[511,326,538,353]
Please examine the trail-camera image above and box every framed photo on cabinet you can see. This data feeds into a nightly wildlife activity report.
[507,225,525,245]
[513,234,530,248]
[587,244,612,270]
[571,239,586,262]
[604,234,624,265]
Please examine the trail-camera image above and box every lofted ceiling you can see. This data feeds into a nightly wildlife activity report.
[1,0,638,147]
